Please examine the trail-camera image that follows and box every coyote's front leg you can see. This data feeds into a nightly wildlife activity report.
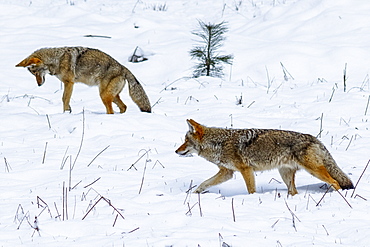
[62,81,74,113]
[194,167,234,193]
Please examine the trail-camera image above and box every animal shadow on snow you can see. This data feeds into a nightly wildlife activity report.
[204,182,333,197]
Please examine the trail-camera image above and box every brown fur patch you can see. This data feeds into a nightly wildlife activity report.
[16,57,42,67]
[35,73,44,86]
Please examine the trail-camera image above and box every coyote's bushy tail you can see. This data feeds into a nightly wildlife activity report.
[126,71,151,113]
[321,148,354,190]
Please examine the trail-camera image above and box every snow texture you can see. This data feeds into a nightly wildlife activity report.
[1,0,370,246]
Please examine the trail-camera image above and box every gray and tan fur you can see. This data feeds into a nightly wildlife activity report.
[176,119,354,195]
[16,47,151,114]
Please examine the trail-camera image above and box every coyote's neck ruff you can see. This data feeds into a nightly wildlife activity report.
[16,47,151,114]
[176,119,354,195]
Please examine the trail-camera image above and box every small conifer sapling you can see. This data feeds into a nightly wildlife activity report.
[189,21,234,78]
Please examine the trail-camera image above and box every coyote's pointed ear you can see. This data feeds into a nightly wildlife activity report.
[186,119,199,133]
[186,119,204,139]
[15,57,42,67]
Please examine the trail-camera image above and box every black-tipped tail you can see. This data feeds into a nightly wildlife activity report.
[126,71,151,113]
[340,181,354,190]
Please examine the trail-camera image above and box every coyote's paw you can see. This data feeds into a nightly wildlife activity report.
[63,105,72,113]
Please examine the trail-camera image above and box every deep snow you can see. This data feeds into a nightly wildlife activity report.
[1,0,370,246]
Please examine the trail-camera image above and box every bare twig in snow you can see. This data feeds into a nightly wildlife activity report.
[271,219,279,228]
[306,194,318,210]
[60,146,69,170]
[247,100,255,108]
[280,62,294,81]
[46,114,51,129]
[231,198,236,222]
[345,135,353,151]
[127,149,151,171]
[31,216,41,237]
[82,196,125,223]
[317,184,352,208]
[185,202,197,216]
[274,188,279,201]
[151,97,163,109]
[138,159,148,194]
[351,159,370,198]
[335,190,352,208]
[4,157,12,172]
[65,187,68,220]
[16,211,30,230]
[62,182,66,221]
[184,96,199,105]
[36,196,52,218]
[84,34,111,39]
[87,145,110,167]
[69,156,73,191]
[160,77,191,93]
[42,142,48,164]
[343,63,347,92]
[14,204,25,224]
[317,113,324,138]
[54,202,61,221]
[329,87,336,102]
[316,185,332,207]
[322,225,329,235]
[269,178,282,184]
[266,66,271,93]
[365,95,370,115]
[285,200,300,232]
[84,177,101,189]
[184,180,197,204]
[152,160,165,169]
[112,214,119,227]
[71,180,82,190]
[72,109,85,170]
[354,194,367,201]
[236,93,242,105]
[124,227,140,234]
[198,193,203,217]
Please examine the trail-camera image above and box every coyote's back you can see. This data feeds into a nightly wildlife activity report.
[176,119,354,195]
[16,47,151,114]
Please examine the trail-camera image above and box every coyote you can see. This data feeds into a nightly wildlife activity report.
[176,119,354,195]
[16,47,151,114]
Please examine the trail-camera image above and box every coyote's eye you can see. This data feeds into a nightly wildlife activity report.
[27,67,35,75]
[27,66,40,76]
[185,136,195,146]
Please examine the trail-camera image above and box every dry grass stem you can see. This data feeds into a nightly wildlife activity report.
[72,109,85,170]
[351,159,370,198]
[87,145,110,167]
[84,177,101,189]
[82,196,125,223]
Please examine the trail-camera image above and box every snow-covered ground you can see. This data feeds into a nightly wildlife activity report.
[1,0,370,246]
